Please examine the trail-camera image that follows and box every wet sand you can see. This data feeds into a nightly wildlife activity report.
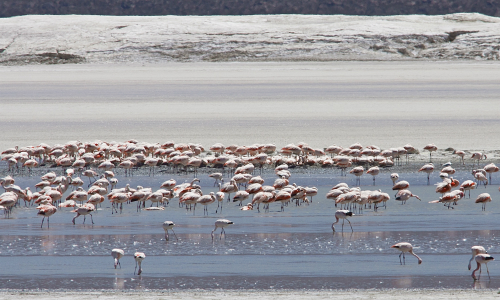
[1,61,500,152]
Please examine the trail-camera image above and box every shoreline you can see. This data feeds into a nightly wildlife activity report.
[0,289,499,300]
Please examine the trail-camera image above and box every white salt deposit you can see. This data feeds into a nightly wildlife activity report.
[1,13,500,64]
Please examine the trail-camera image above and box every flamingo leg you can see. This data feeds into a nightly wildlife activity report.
[211,227,217,240]
[346,218,353,232]
[171,229,178,241]
[41,216,45,228]
[90,214,94,224]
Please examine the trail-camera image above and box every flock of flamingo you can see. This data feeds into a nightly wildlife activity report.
[0,140,498,280]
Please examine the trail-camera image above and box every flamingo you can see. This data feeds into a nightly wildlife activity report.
[472,254,494,280]
[232,190,250,206]
[219,179,238,202]
[474,171,488,188]
[471,152,487,166]
[475,193,492,211]
[418,163,434,185]
[211,219,234,240]
[423,144,437,161]
[241,203,253,210]
[390,173,399,185]
[453,150,466,165]
[160,179,176,190]
[391,242,422,265]
[331,210,353,233]
[275,190,291,212]
[461,180,477,198]
[71,203,95,224]
[0,192,17,218]
[366,166,379,185]
[134,252,146,275]
[209,173,223,186]
[36,204,57,228]
[111,249,125,269]
[483,163,499,183]
[469,246,487,270]
[349,166,364,186]
[392,180,409,196]
[215,191,225,213]
[395,189,421,204]
[162,221,178,241]
[196,192,215,215]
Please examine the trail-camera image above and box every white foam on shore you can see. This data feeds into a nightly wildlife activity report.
[1,13,500,63]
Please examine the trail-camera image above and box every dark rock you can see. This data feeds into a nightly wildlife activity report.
[0,0,499,18]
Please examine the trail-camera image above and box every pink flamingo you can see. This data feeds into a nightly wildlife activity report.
[472,254,494,280]
[469,246,487,270]
[391,242,422,265]
[331,210,353,233]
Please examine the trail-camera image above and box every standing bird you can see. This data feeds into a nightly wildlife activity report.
[211,219,234,240]
[392,180,410,196]
[71,203,95,224]
[469,246,487,270]
[453,150,466,165]
[366,166,380,185]
[473,170,488,188]
[111,248,125,269]
[483,163,499,184]
[475,193,492,211]
[423,144,438,161]
[418,163,434,185]
[471,152,487,166]
[472,254,494,280]
[134,252,146,275]
[391,242,422,265]
[395,189,421,204]
[219,180,238,202]
[461,180,477,198]
[209,173,223,187]
[390,173,399,185]
[349,166,364,186]
[331,210,353,233]
[37,204,57,228]
[162,221,178,241]
[196,192,216,215]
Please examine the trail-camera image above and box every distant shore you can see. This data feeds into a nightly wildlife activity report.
[1,14,500,65]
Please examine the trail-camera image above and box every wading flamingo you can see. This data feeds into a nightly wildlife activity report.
[134,252,146,275]
[211,219,234,240]
[472,254,494,280]
[111,248,125,269]
[331,210,353,233]
[162,221,178,241]
[391,242,422,265]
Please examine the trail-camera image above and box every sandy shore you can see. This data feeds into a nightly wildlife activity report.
[0,290,498,300]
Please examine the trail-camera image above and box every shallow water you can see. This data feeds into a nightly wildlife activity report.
[1,168,499,290]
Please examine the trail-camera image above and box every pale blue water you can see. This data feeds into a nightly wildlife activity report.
[0,168,499,290]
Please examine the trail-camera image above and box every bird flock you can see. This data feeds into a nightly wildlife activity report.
[1,140,499,280]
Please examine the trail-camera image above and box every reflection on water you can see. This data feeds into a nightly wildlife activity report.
[0,171,499,290]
